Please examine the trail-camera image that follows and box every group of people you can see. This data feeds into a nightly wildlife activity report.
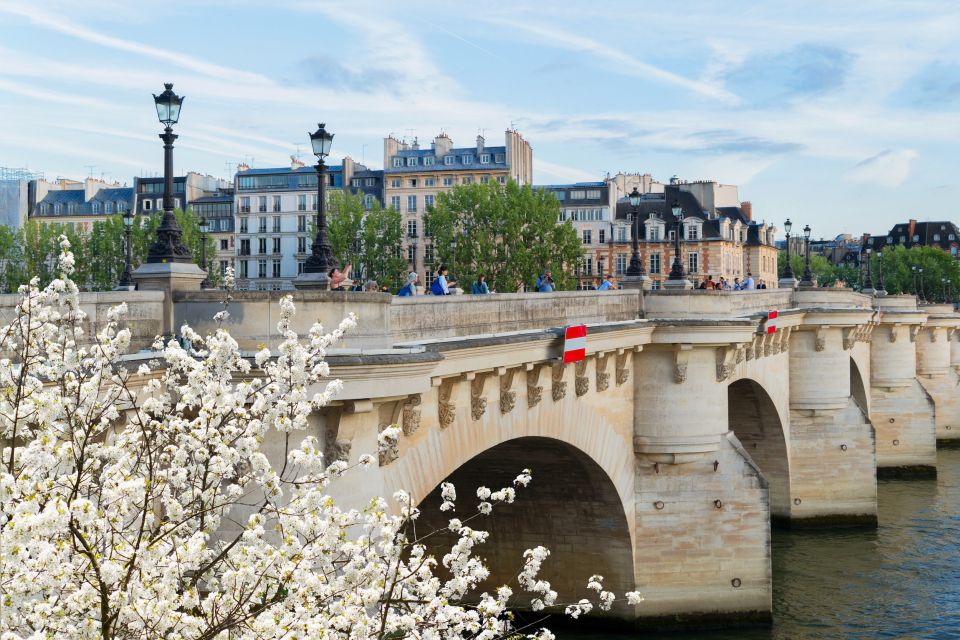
[696,273,769,290]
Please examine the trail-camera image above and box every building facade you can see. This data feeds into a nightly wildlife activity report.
[191,190,235,278]
[864,219,960,258]
[383,130,533,281]
[133,172,231,216]
[30,177,134,234]
[232,157,377,290]
[604,185,778,289]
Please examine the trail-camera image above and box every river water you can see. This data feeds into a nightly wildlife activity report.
[566,448,960,640]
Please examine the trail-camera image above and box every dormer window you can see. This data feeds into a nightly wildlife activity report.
[685,220,701,240]
[406,157,417,167]
[480,153,490,163]
[461,155,473,164]
[495,153,505,163]
[934,234,941,241]
[424,156,434,166]
[444,155,454,165]
[393,157,403,167]
[913,235,920,242]
[887,236,893,243]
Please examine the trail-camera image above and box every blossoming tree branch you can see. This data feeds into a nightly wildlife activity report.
[0,237,641,640]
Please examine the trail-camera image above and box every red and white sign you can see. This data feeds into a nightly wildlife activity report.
[563,325,587,363]
[765,310,779,334]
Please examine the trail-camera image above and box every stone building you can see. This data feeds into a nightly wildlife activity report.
[864,219,960,258]
[232,156,375,291]
[383,129,533,283]
[30,177,134,233]
[191,189,235,278]
[605,185,778,288]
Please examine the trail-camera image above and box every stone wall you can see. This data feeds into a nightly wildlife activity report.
[0,290,164,353]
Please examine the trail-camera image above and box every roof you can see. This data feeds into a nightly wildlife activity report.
[40,190,85,204]
[387,146,508,173]
[868,220,960,252]
[536,181,606,189]
[239,165,343,176]
[90,187,134,201]
[613,187,766,245]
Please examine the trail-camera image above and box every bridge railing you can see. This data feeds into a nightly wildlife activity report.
[643,287,873,319]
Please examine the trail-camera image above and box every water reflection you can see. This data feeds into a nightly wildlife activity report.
[562,449,960,639]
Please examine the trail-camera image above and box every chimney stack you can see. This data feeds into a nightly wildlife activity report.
[290,155,305,170]
[740,201,753,221]
[476,134,485,153]
[237,162,250,173]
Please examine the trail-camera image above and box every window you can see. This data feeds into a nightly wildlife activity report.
[298,260,305,274]
[407,195,417,212]
[599,229,605,244]
[351,179,360,187]
[240,197,250,213]
[686,224,700,240]
[669,230,676,241]
[391,178,401,188]
[272,216,280,232]
[425,194,435,209]
[951,234,957,241]
[393,157,404,167]
[495,153,505,163]
[297,195,307,211]
[424,244,435,264]
[462,176,474,185]
[258,196,267,212]
[259,217,267,233]
[900,235,906,243]
[648,225,661,242]
[585,257,593,275]
[365,178,375,186]
[272,260,281,278]
[650,253,661,274]
[272,237,281,254]
[407,220,418,237]
[582,230,592,244]
[409,178,418,188]
[220,239,229,251]
[407,157,418,167]
[258,238,267,254]
[617,226,627,242]
[497,176,507,184]
[156,199,162,210]
[116,201,126,212]
[240,217,248,233]
[142,200,153,211]
[424,156,434,166]
[220,260,228,275]
[104,201,113,214]
[461,155,472,164]
[298,215,307,232]
[442,177,454,187]
[444,155,454,165]
[570,190,585,200]
[425,177,435,187]
[688,252,699,274]
[913,235,920,242]
[616,254,627,275]
[92,201,101,214]
[298,236,307,253]
[273,195,281,212]
[364,194,375,209]
[407,245,415,262]
[240,260,249,278]
[934,234,941,241]
[481,176,490,184]
[258,259,267,278]
[391,196,401,210]
[586,190,601,199]
[480,153,490,163]
[312,195,318,211]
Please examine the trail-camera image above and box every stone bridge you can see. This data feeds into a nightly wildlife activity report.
[41,285,960,629]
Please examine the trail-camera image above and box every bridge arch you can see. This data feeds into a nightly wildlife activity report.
[850,357,869,416]
[727,378,790,517]
[414,436,635,619]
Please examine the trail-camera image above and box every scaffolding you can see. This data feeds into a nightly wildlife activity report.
[0,166,44,181]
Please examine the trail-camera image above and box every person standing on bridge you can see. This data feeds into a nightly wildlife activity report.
[597,274,615,291]
[742,272,755,290]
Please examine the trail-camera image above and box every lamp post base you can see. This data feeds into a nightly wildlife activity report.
[621,275,651,291]
[798,279,818,289]
[663,278,694,290]
[113,283,136,292]
[294,271,332,291]
[778,277,799,290]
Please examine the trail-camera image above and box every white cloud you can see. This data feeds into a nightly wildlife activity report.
[534,159,597,184]
[847,149,918,186]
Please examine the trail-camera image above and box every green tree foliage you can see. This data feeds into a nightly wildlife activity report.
[423,180,582,293]
[0,209,214,292]
[327,190,406,291]
[873,245,960,301]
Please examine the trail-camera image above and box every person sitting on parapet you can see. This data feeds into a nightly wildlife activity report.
[328,263,352,290]
[398,272,418,296]
[597,274,615,291]
[742,272,756,290]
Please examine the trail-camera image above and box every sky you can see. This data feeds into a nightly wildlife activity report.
[1,0,960,238]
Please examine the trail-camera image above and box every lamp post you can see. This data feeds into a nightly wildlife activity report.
[450,237,457,284]
[799,224,815,287]
[942,277,948,303]
[876,250,886,294]
[667,199,686,281]
[300,123,337,287]
[863,247,874,292]
[919,267,925,301]
[626,187,642,276]
[146,83,192,264]
[912,265,919,298]
[410,240,417,271]
[780,218,798,289]
[199,215,210,288]
[116,209,135,289]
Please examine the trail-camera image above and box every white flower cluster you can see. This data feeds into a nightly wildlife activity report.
[0,236,642,639]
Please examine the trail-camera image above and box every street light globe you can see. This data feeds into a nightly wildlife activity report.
[153,83,184,126]
[199,217,210,234]
[309,123,334,159]
[629,187,641,208]
[123,210,134,227]
[803,224,812,240]
[784,218,792,235]
[671,200,682,219]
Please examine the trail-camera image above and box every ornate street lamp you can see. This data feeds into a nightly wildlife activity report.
[799,224,815,287]
[912,265,919,298]
[626,187,643,276]
[919,267,925,301]
[302,123,337,282]
[668,199,685,281]
[876,249,886,294]
[863,247,874,291]
[146,83,192,263]
[199,215,210,288]
[783,218,795,280]
[116,209,135,289]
